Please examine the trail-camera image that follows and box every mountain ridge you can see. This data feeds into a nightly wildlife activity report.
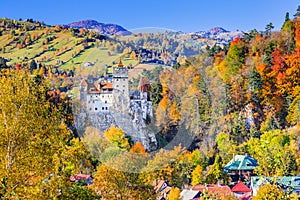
[65,19,132,36]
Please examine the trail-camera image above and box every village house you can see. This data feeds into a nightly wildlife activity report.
[152,180,172,200]
[191,184,233,199]
[251,176,300,196]
[70,174,93,185]
[231,181,252,199]
[224,154,258,182]
[180,189,200,200]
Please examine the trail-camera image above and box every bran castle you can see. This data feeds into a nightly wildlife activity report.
[78,60,157,150]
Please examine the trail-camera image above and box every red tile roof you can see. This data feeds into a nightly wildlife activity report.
[102,82,113,89]
[192,184,232,199]
[152,180,167,193]
[231,181,251,193]
[70,174,91,182]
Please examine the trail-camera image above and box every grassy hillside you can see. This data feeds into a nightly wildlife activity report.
[0,18,138,77]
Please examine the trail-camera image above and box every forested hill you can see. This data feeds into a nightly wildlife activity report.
[153,15,300,151]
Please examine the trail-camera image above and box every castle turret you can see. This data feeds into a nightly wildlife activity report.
[112,60,129,102]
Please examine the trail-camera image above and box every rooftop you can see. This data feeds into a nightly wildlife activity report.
[231,181,251,193]
[224,154,258,171]
[192,184,232,199]
[70,174,91,182]
[180,189,200,200]
[251,176,300,190]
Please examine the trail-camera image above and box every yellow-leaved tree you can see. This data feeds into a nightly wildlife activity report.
[168,187,181,200]
[0,69,89,199]
[104,125,130,150]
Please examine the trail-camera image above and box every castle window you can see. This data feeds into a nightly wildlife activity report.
[102,95,104,98]
[93,101,94,103]
[102,107,104,110]
[116,85,119,87]
[116,79,119,81]
[96,96,98,98]
[123,85,125,87]
[106,107,108,110]
[95,108,98,111]
[105,100,107,104]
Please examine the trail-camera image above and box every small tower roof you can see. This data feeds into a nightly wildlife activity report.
[118,59,124,67]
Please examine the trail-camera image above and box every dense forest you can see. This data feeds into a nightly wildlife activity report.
[0,6,300,200]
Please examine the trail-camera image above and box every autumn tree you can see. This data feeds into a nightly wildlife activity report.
[219,38,247,81]
[130,141,146,154]
[253,183,297,200]
[142,146,184,187]
[0,69,88,198]
[93,162,155,199]
[191,165,203,186]
[168,187,181,200]
[216,132,237,163]
[205,155,229,184]
[246,130,299,176]
[104,125,130,150]
[130,50,136,60]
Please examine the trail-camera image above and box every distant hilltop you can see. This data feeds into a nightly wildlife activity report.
[64,19,244,40]
[65,19,132,36]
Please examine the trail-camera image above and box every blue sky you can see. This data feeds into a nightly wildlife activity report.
[0,0,299,32]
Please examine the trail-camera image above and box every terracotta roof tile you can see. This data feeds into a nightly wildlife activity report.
[70,174,91,182]
[102,82,113,89]
[192,184,232,199]
[231,181,251,193]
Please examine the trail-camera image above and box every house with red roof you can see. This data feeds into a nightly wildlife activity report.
[231,181,252,199]
[152,180,172,200]
[70,174,93,185]
[192,184,233,199]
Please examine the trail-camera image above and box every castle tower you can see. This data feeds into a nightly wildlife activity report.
[112,60,129,103]
[138,76,153,119]
[138,76,151,101]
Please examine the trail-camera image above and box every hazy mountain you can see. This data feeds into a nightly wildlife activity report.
[189,27,244,43]
[66,20,132,36]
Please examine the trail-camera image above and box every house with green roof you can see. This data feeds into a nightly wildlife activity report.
[251,176,300,196]
[224,154,258,182]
